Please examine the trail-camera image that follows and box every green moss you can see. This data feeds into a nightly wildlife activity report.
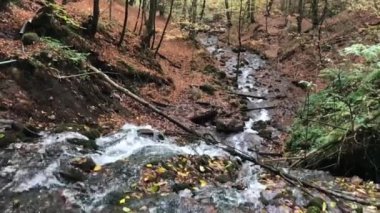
[21,32,40,45]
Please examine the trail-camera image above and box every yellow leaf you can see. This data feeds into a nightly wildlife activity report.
[119,198,126,204]
[147,184,160,193]
[322,202,327,211]
[122,207,132,212]
[177,171,189,177]
[330,202,336,208]
[200,179,207,187]
[125,195,131,199]
[93,165,102,172]
[146,164,153,168]
[156,167,167,174]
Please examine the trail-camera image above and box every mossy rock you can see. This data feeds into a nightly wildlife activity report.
[199,84,217,95]
[306,206,322,213]
[67,138,98,150]
[54,123,101,140]
[21,32,40,45]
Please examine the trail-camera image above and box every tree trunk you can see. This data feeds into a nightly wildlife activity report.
[139,0,147,35]
[247,0,255,24]
[158,0,166,16]
[155,0,174,57]
[89,0,100,38]
[109,0,113,20]
[141,0,157,49]
[133,0,142,32]
[296,0,304,33]
[118,0,129,46]
[199,0,206,21]
[182,0,188,20]
[189,0,198,39]
[311,0,319,29]
[236,0,243,85]
[225,0,232,27]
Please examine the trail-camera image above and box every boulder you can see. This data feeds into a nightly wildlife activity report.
[215,118,244,133]
[21,32,40,45]
[70,157,96,172]
[190,109,218,125]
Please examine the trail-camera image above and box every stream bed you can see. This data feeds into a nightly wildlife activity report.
[0,34,371,213]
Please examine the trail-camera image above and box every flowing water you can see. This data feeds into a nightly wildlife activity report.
[0,34,341,212]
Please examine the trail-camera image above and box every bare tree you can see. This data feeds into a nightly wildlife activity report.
[141,0,157,49]
[199,0,206,21]
[133,0,142,32]
[118,0,129,46]
[247,0,255,24]
[155,0,175,57]
[89,0,100,38]
[296,0,304,33]
[236,0,243,84]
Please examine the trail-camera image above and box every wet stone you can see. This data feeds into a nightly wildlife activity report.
[67,138,98,150]
[70,157,96,172]
[215,118,244,133]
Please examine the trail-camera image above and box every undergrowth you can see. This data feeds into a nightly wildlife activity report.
[288,43,380,151]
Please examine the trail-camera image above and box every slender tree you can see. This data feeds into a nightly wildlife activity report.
[139,0,147,35]
[183,0,188,20]
[225,0,232,27]
[247,0,255,24]
[118,0,129,46]
[141,0,157,49]
[189,0,198,39]
[296,0,304,33]
[155,0,175,57]
[89,0,100,38]
[109,0,113,20]
[199,0,206,21]
[236,0,243,84]
[133,0,142,32]
[311,0,319,29]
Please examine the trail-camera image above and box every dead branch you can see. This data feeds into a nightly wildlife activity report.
[0,59,17,66]
[230,92,267,100]
[88,64,199,136]
[157,53,181,68]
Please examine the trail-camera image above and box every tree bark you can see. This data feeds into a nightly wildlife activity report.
[89,0,100,38]
[118,0,129,46]
[133,0,142,32]
[199,0,206,21]
[225,0,232,27]
[311,0,319,29]
[155,0,175,57]
[296,0,304,33]
[141,0,157,49]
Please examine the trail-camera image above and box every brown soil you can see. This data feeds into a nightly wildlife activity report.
[0,0,240,137]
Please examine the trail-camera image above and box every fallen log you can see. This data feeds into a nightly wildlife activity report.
[88,65,199,137]
[0,59,17,66]
[230,92,267,100]
[89,64,380,208]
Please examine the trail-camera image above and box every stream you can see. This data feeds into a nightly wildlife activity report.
[0,34,345,212]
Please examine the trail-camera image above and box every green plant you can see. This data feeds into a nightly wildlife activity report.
[43,37,89,65]
[288,43,380,151]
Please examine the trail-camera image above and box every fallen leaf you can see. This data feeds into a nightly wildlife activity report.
[156,167,167,174]
[147,184,160,193]
[200,179,207,187]
[119,198,126,204]
[146,164,153,168]
[93,165,102,172]
[122,207,132,212]
[199,166,205,172]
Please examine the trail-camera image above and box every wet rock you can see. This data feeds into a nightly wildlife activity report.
[137,129,164,140]
[252,120,269,131]
[215,174,230,183]
[190,109,218,125]
[0,133,16,148]
[59,164,87,182]
[70,157,96,172]
[67,138,98,150]
[307,197,324,210]
[215,118,244,133]
[199,84,217,95]
[258,129,272,140]
[21,32,40,45]
[172,183,193,193]
[260,189,283,205]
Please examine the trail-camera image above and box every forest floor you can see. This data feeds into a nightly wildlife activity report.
[0,0,379,146]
